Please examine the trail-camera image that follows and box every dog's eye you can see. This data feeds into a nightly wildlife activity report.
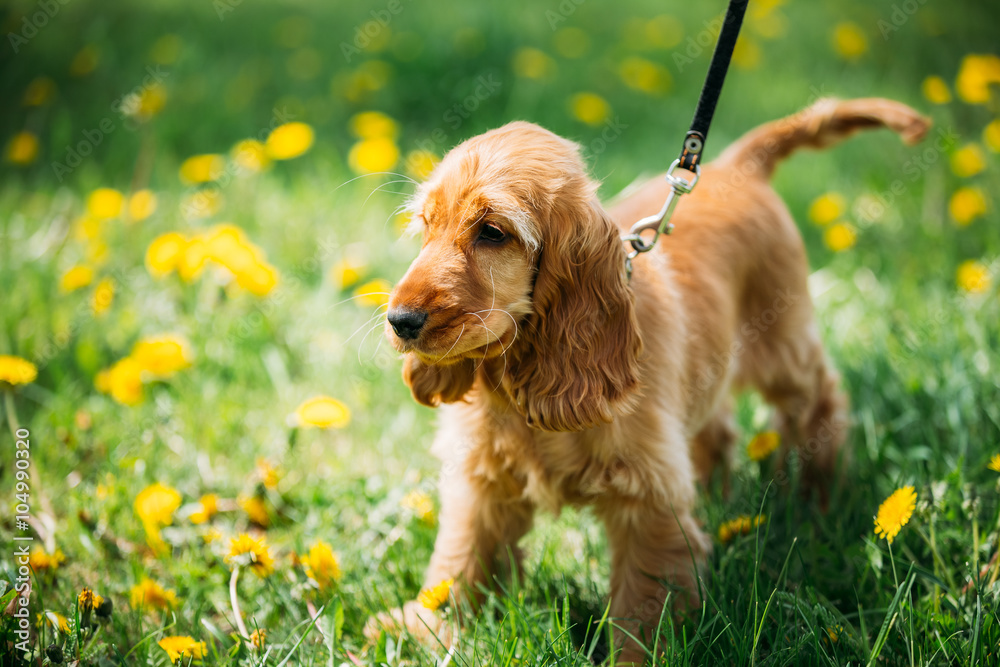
[477,223,507,244]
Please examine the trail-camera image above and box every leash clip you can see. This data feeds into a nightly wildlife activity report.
[622,159,700,279]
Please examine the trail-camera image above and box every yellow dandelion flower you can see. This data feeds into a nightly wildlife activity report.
[718,514,767,544]
[23,77,56,106]
[988,454,1000,472]
[984,119,1000,153]
[418,578,454,610]
[29,547,66,573]
[130,578,178,610]
[349,111,399,140]
[747,431,780,462]
[824,222,857,252]
[146,232,189,279]
[180,188,223,220]
[956,54,1000,105]
[179,154,225,185]
[96,356,144,405]
[331,257,367,289]
[512,47,555,80]
[354,277,391,307]
[72,215,101,241]
[189,493,219,524]
[293,395,351,429]
[921,76,952,105]
[226,533,275,577]
[235,261,280,297]
[348,137,399,175]
[569,92,610,126]
[59,265,94,292]
[128,189,158,222]
[135,482,181,528]
[158,636,206,664]
[78,588,104,611]
[553,27,591,58]
[874,486,916,544]
[808,192,845,225]
[202,224,256,271]
[0,355,37,386]
[339,61,393,102]
[405,149,439,180]
[91,277,114,315]
[256,459,281,490]
[832,22,868,61]
[136,83,167,119]
[6,131,39,165]
[41,611,70,633]
[87,188,124,220]
[249,628,267,649]
[949,186,988,226]
[131,334,192,377]
[232,139,270,172]
[732,37,761,70]
[177,235,209,282]
[69,45,99,76]
[402,490,436,525]
[240,495,270,527]
[950,144,987,178]
[266,122,315,160]
[619,57,673,95]
[393,211,411,235]
[956,260,990,293]
[303,540,342,592]
[203,527,223,544]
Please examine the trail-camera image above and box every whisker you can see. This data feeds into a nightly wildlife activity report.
[344,306,390,346]
[335,171,418,192]
[329,294,393,309]
[381,200,419,234]
[363,180,419,208]
[471,307,519,355]
[489,267,496,315]
[458,208,489,238]
[465,311,505,373]
[357,315,389,364]
[370,330,387,361]
[429,324,465,366]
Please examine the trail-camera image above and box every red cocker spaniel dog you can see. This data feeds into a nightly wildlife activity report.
[371,98,929,662]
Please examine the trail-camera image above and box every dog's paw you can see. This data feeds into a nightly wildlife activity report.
[363,600,450,646]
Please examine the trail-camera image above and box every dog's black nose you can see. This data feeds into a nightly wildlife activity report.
[387,308,428,340]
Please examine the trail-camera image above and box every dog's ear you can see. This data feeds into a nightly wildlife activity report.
[508,198,642,431]
[403,354,476,407]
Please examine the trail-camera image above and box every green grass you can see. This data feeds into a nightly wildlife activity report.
[1,0,999,664]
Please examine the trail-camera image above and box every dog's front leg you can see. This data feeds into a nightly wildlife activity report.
[597,496,711,664]
[423,460,533,597]
[366,443,533,644]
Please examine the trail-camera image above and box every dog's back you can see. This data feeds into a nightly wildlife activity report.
[608,98,930,497]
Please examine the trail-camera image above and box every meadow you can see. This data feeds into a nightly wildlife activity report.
[1,0,999,664]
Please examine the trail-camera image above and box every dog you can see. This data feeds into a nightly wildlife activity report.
[368,98,929,662]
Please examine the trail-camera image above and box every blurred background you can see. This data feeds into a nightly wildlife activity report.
[1,0,999,664]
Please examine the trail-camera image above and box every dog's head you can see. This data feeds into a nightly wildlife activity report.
[386,122,642,431]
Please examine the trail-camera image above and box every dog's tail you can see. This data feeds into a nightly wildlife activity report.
[716,97,931,179]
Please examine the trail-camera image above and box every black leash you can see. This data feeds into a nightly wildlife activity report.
[623,0,749,277]
[678,0,749,171]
